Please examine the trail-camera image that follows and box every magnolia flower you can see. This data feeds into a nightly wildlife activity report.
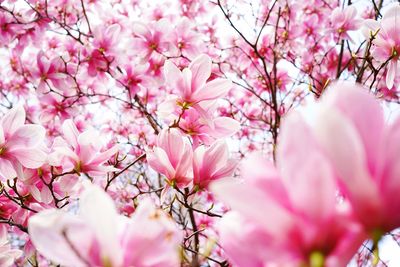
[163,54,232,106]
[0,106,46,180]
[132,19,176,61]
[85,24,122,77]
[330,6,361,41]
[179,107,240,146]
[193,141,237,190]
[172,17,203,58]
[308,82,400,238]
[28,185,182,267]
[39,94,78,123]
[212,110,365,266]
[364,4,400,89]
[32,51,73,95]
[158,100,240,147]
[92,24,121,55]
[49,120,119,177]
[147,128,193,188]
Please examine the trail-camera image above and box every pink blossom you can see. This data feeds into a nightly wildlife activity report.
[179,106,240,146]
[0,106,46,180]
[28,185,182,267]
[308,82,400,236]
[330,6,361,41]
[302,14,320,40]
[39,94,78,123]
[119,62,153,94]
[49,120,119,177]
[163,54,232,106]
[212,110,365,266]
[84,49,112,77]
[193,141,237,190]
[172,17,203,58]
[31,51,73,95]
[19,165,78,205]
[367,5,400,89]
[146,53,165,80]
[92,24,121,55]
[132,19,176,61]
[0,12,21,45]
[147,128,193,187]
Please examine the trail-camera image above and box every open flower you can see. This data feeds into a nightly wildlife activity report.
[0,106,46,180]
[330,6,361,41]
[49,120,119,177]
[163,54,232,107]
[365,4,400,89]
[28,185,182,267]
[32,51,73,95]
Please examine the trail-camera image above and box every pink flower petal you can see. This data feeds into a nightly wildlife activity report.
[192,78,231,102]
[1,106,25,136]
[189,54,211,91]
[7,125,45,149]
[278,112,336,221]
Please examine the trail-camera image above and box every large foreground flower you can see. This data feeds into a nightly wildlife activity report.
[28,185,182,267]
[212,86,369,266]
[309,82,400,238]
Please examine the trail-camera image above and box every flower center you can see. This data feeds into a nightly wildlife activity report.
[307,251,324,267]
[0,146,6,156]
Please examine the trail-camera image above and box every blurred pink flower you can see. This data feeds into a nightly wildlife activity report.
[132,19,176,61]
[28,185,182,267]
[212,108,365,266]
[309,82,400,236]
[330,6,361,41]
[32,51,73,95]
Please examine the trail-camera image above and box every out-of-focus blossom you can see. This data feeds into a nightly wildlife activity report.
[330,6,361,41]
[31,51,73,95]
[132,19,176,61]
[39,94,78,123]
[308,82,400,237]
[212,107,365,266]
[28,185,182,267]
[172,17,203,58]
